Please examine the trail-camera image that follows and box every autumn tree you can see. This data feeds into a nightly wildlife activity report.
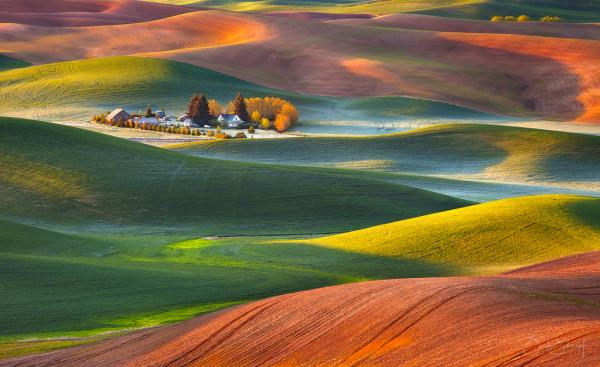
[250,110,261,123]
[208,99,223,117]
[231,92,250,123]
[260,117,270,130]
[274,114,292,132]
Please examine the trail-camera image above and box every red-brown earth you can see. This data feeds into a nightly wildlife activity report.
[0,0,196,27]
[0,1,599,122]
[3,251,599,366]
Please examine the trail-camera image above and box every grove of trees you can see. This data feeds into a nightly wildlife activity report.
[490,15,562,22]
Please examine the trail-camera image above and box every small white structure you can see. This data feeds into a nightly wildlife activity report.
[105,108,130,123]
[217,114,244,128]
[134,117,159,125]
[155,110,166,119]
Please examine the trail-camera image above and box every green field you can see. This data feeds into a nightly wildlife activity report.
[0,55,30,72]
[174,124,600,193]
[150,0,600,20]
[2,193,599,349]
[1,117,599,357]
[0,56,494,124]
[0,117,469,234]
[414,0,600,22]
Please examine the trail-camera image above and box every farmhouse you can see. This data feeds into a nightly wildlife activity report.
[218,114,244,128]
[106,108,130,123]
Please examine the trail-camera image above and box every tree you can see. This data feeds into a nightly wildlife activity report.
[231,92,250,123]
[145,105,153,118]
[250,110,261,123]
[260,117,270,130]
[187,94,200,120]
[517,15,531,22]
[490,16,504,22]
[248,125,255,134]
[504,15,516,21]
[187,93,212,124]
[280,102,299,124]
[208,99,223,117]
[274,114,291,132]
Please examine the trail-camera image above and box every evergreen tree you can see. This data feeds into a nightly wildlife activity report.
[145,105,153,118]
[187,94,201,121]
[187,93,212,124]
[231,92,249,123]
[198,93,212,124]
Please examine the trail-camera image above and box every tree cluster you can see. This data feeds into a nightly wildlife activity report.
[243,97,299,132]
[490,15,562,22]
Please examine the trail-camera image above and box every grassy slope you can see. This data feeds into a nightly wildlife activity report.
[150,0,600,20]
[0,117,469,234]
[2,194,599,347]
[306,195,600,273]
[174,124,600,189]
[0,56,489,123]
[415,0,600,22]
[0,116,472,345]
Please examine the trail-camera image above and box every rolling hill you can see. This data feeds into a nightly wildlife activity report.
[0,0,194,26]
[0,54,30,72]
[0,117,469,234]
[1,190,598,349]
[5,250,599,366]
[174,124,600,193]
[305,194,600,273]
[0,56,491,123]
[2,6,599,122]
[151,0,600,21]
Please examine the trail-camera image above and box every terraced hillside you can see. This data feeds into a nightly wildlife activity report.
[2,5,599,122]
[6,251,599,366]
[0,56,490,123]
[0,117,468,234]
[174,124,600,192]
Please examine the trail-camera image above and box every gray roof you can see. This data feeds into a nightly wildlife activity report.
[106,108,130,121]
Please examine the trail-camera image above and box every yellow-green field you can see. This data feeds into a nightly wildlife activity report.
[0,56,490,124]
[305,194,600,274]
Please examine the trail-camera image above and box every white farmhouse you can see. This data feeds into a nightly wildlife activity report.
[217,114,244,128]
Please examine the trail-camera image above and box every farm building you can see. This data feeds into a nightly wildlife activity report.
[106,108,130,123]
[218,114,244,128]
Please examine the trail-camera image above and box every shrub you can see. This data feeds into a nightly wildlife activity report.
[235,132,247,139]
[248,126,256,134]
[215,133,231,139]
[517,15,531,22]
[206,129,215,137]
[490,16,504,22]
[504,15,516,21]
[260,117,270,130]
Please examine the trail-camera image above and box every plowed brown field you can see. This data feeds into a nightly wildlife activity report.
[4,251,599,366]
